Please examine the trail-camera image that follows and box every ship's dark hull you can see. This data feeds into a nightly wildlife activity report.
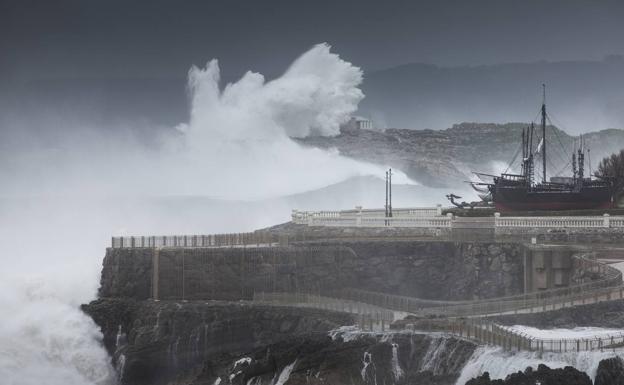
[491,185,613,211]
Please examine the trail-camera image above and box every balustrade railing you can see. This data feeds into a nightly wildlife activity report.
[293,207,624,229]
[494,213,624,228]
[359,216,452,227]
[292,207,450,228]
[291,206,446,227]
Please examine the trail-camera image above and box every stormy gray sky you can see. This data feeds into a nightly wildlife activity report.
[4,5,624,385]
[2,0,624,133]
[2,0,624,80]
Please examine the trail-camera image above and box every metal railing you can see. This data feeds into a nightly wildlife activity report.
[254,289,624,352]
[253,291,395,331]
[111,232,276,248]
[304,251,620,319]
[340,253,622,317]
[411,318,624,352]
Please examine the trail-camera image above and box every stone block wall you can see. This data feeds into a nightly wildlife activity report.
[99,240,525,302]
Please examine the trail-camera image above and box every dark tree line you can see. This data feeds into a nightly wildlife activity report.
[596,149,624,203]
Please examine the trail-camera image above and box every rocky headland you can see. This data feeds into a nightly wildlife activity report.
[83,227,624,384]
[296,124,624,187]
[82,298,476,385]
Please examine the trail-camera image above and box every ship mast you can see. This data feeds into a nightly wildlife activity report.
[528,122,534,186]
[385,171,388,218]
[389,168,393,217]
[541,84,547,183]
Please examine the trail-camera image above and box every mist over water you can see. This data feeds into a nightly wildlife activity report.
[0,44,420,384]
[176,43,401,199]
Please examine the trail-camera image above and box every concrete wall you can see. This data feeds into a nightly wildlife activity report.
[99,240,525,302]
[523,245,575,292]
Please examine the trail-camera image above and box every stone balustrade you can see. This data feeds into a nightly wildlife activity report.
[293,206,624,229]
[494,213,624,228]
[110,211,624,249]
[291,205,447,227]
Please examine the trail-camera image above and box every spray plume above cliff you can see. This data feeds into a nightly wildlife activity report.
[0,44,409,200]
[175,43,406,199]
[0,44,406,385]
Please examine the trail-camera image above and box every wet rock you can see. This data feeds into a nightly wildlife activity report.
[187,332,476,385]
[489,257,502,272]
[83,299,477,385]
[465,364,591,385]
[82,299,354,385]
[595,356,624,385]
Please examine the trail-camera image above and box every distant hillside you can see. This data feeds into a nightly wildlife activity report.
[359,56,624,133]
[297,123,624,187]
[5,56,624,138]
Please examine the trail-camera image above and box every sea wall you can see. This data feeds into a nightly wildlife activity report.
[99,240,525,301]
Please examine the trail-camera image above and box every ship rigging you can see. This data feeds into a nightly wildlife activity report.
[474,85,613,211]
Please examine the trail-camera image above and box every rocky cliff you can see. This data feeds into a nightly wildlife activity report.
[82,299,476,385]
[465,364,592,385]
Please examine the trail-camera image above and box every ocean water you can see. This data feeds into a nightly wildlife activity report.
[0,43,451,384]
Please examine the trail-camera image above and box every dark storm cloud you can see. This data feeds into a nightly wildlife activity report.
[2,0,624,80]
[2,0,624,134]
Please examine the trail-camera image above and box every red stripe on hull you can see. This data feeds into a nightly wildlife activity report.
[495,201,613,211]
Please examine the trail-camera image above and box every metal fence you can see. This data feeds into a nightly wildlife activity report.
[253,291,395,331]
[334,252,622,317]
[111,232,276,248]
[412,318,624,352]
[254,291,624,352]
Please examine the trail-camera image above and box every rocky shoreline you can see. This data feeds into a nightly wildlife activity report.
[82,299,476,385]
[83,234,624,384]
[83,297,624,385]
